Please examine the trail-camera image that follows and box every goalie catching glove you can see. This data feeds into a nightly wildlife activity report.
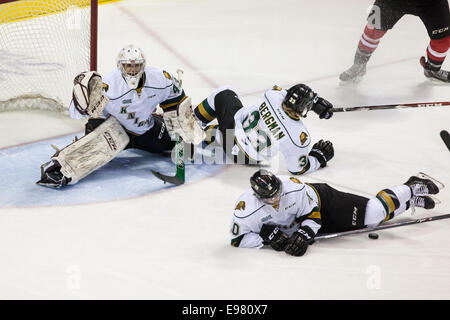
[72,71,109,118]
[163,96,206,145]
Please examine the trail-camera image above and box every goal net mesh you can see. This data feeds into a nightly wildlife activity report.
[0,0,95,113]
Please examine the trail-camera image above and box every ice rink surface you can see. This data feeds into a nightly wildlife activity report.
[0,0,449,300]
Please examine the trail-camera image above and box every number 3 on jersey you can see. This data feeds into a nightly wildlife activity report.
[242,111,272,152]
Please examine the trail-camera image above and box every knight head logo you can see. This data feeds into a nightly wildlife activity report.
[290,177,301,184]
[235,201,246,211]
[300,132,308,145]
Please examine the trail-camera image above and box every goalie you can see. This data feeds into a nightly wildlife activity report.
[37,44,200,188]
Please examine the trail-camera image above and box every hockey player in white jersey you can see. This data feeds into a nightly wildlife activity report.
[193,84,334,174]
[230,170,441,256]
[37,45,192,188]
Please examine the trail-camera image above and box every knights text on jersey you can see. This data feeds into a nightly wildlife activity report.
[69,66,184,135]
[230,175,321,248]
[233,87,314,173]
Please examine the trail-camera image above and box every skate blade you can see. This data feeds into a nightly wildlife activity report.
[410,196,441,216]
[429,196,441,206]
[338,77,363,86]
[424,76,450,85]
[36,181,64,189]
[417,172,445,191]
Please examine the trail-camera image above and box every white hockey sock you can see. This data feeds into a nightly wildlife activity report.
[364,185,412,227]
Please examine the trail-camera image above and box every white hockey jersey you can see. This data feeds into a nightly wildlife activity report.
[69,66,184,135]
[233,86,321,174]
[229,175,322,248]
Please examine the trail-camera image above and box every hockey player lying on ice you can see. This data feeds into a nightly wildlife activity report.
[230,169,441,256]
[37,44,199,188]
[191,83,334,175]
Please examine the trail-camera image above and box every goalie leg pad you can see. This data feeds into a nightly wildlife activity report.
[53,116,130,184]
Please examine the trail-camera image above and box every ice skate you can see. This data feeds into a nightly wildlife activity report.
[420,56,450,83]
[339,48,371,82]
[410,196,436,210]
[36,161,70,188]
[409,195,441,215]
[404,172,444,196]
[339,63,367,82]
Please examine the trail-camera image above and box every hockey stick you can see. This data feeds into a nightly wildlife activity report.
[151,69,186,185]
[332,101,450,113]
[440,130,450,152]
[315,213,450,241]
[151,134,185,185]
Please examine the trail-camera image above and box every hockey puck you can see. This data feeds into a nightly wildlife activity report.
[368,233,379,240]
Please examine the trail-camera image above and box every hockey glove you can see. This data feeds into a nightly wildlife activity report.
[312,97,333,119]
[309,139,334,168]
[284,226,315,257]
[259,224,290,251]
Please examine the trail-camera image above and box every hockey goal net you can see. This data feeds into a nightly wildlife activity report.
[0,0,97,113]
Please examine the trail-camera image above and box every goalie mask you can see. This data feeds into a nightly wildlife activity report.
[117,45,146,89]
[250,169,283,205]
[282,84,318,119]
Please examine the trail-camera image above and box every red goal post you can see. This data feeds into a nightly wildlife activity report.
[0,0,98,113]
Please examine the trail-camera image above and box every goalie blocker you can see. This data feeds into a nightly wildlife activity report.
[163,96,205,145]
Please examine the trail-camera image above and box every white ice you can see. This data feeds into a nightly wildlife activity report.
[0,0,449,299]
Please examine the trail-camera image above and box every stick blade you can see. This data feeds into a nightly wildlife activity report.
[151,170,185,185]
[440,130,450,152]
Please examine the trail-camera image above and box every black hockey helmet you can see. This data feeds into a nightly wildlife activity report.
[282,84,317,118]
[250,169,282,204]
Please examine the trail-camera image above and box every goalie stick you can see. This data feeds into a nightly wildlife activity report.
[315,213,450,241]
[151,134,185,185]
[332,101,450,113]
[440,130,450,152]
[151,69,186,185]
